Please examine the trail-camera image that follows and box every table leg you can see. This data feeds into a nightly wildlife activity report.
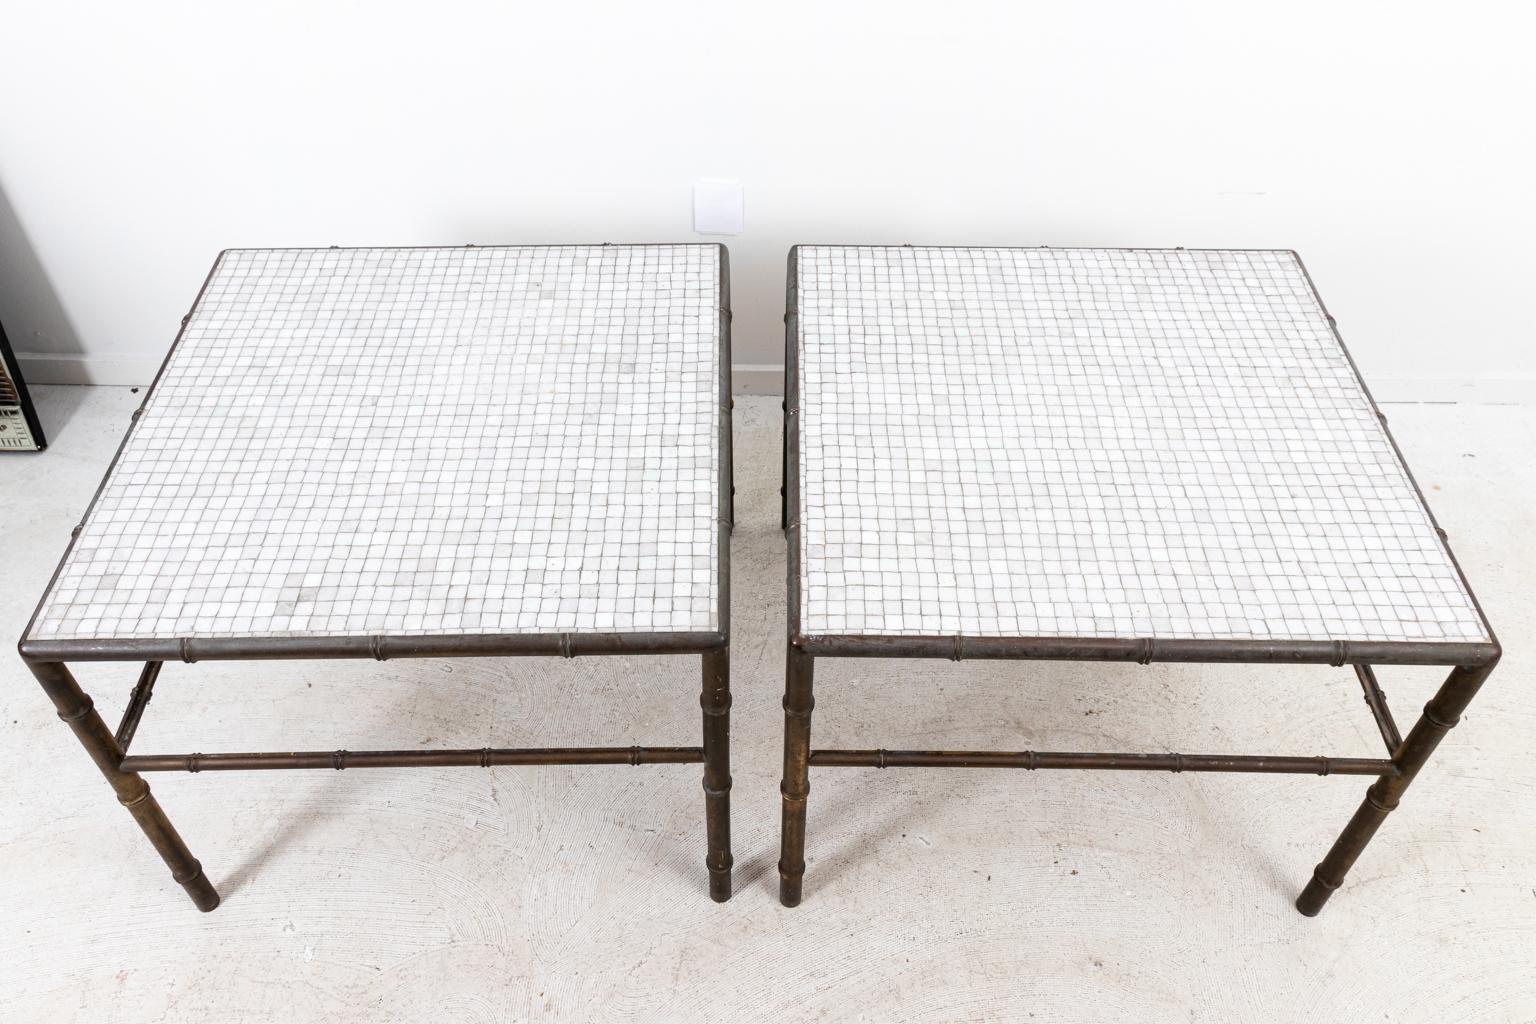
[701,647,733,901]
[28,660,220,912]
[1296,659,1497,916]
[778,644,814,906]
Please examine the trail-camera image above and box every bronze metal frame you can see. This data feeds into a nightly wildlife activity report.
[19,243,735,910]
[776,245,1500,915]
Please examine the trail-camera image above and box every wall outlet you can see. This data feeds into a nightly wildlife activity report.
[692,180,743,235]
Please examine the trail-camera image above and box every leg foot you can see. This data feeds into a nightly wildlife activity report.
[1295,872,1338,918]
[171,858,221,912]
[709,865,732,904]
[779,872,803,908]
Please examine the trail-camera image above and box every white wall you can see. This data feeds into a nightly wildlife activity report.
[2,0,1532,399]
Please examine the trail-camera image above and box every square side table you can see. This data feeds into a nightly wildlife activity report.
[777,245,1497,914]
[21,243,734,908]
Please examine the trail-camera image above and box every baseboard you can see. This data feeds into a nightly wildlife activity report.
[731,363,784,395]
[18,352,796,395]
[15,352,165,387]
[719,368,1536,404]
[17,352,1533,404]
[1367,375,1536,405]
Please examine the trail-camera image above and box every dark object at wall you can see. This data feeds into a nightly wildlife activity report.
[0,318,46,451]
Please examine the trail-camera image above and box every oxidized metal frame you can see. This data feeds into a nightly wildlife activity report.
[19,244,735,910]
[776,245,1500,915]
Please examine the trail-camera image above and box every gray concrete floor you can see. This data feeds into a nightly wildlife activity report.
[3,387,1534,1023]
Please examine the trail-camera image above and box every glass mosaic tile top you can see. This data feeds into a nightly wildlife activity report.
[30,245,723,641]
[794,246,1488,644]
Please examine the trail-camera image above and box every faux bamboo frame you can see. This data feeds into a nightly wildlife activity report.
[776,245,1500,915]
[19,243,736,910]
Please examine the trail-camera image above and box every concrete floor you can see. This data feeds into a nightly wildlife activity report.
[3,387,1534,1023]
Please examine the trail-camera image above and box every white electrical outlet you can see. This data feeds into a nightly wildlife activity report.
[692,180,743,235]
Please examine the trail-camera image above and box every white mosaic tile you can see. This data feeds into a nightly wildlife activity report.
[794,246,1489,644]
[31,245,723,640]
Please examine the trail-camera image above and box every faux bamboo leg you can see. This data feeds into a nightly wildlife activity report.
[701,647,733,902]
[28,660,220,912]
[1296,660,1496,916]
[778,644,815,906]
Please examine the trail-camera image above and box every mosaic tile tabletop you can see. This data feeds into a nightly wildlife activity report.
[793,246,1489,644]
[29,245,724,641]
